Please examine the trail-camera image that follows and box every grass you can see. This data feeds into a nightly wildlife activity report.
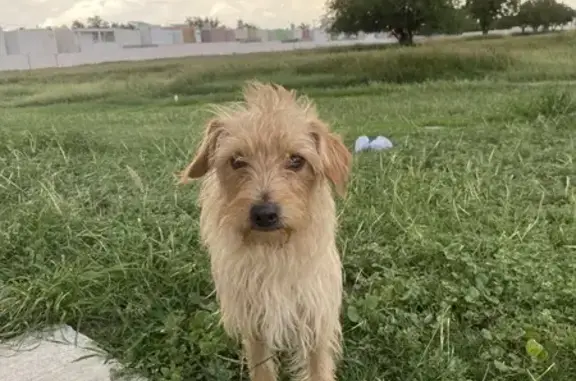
[1,31,576,381]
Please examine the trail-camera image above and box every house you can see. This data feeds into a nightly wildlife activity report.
[200,27,236,43]
[235,26,269,42]
[2,28,58,55]
[73,28,119,51]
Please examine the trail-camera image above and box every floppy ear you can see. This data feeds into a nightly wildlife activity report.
[310,120,352,197]
[179,119,224,184]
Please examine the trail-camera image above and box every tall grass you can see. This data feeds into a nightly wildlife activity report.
[0,31,575,108]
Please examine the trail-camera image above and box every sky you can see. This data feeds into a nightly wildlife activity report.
[0,0,328,30]
[2,0,576,31]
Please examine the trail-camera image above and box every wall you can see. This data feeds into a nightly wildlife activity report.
[115,29,142,47]
[201,28,237,43]
[269,29,293,41]
[312,29,329,43]
[172,29,184,44]
[139,27,153,45]
[8,24,568,72]
[150,27,181,45]
[76,31,119,52]
[0,28,6,55]
[0,38,399,71]
[4,31,20,54]
[5,28,60,68]
[235,28,248,41]
[54,28,80,53]
[17,29,58,55]
[181,27,197,43]
[0,54,28,71]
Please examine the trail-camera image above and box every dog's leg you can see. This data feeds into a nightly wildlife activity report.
[244,338,277,381]
[306,343,338,381]
[290,338,340,381]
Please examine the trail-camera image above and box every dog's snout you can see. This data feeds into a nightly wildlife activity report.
[250,202,281,230]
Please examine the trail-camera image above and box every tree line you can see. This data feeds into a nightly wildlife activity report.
[66,0,575,47]
[68,16,242,30]
[70,16,135,29]
[327,0,576,45]
[67,16,317,32]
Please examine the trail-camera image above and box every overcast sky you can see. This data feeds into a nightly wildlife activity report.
[0,0,327,30]
[1,0,576,30]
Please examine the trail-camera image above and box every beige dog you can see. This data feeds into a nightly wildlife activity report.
[180,81,352,381]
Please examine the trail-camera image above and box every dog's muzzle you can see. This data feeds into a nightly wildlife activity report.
[250,202,282,231]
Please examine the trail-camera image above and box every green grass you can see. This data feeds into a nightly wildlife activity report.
[1,32,576,381]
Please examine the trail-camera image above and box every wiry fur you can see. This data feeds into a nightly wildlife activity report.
[179,81,352,381]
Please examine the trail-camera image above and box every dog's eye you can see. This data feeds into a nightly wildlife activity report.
[230,156,247,170]
[287,154,305,171]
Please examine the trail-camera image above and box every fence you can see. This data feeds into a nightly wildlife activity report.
[0,38,399,72]
[2,25,571,72]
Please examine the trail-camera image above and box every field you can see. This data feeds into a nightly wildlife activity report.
[1,32,576,381]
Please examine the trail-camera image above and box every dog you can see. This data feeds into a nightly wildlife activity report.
[179,81,352,381]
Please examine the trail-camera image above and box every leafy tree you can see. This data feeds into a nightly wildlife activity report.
[326,0,459,45]
[492,14,519,29]
[466,0,519,35]
[420,6,482,35]
[71,20,85,29]
[516,0,575,32]
[319,14,334,31]
[87,15,109,28]
[185,17,221,29]
[516,0,537,31]
[110,22,136,29]
[548,1,576,29]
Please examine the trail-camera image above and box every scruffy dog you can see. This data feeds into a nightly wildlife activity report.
[179,81,352,381]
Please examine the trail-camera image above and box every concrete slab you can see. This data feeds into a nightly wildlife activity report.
[423,125,446,130]
[0,325,143,381]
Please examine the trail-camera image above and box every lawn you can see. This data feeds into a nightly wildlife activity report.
[1,32,575,381]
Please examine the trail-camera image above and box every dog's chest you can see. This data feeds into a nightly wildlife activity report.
[212,254,332,347]
[219,258,314,317]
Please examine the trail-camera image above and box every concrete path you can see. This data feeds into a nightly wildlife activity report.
[0,325,144,381]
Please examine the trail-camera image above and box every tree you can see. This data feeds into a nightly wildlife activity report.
[466,0,519,35]
[420,5,481,35]
[516,0,538,31]
[492,14,519,29]
[110,22,136,29]
[71,20,85,29]
[185,17,221,29]
[319,14,334,31]
[548,1,576,30]
[516,0,575,33]
[86,15,109,28]
[326,0,459,45]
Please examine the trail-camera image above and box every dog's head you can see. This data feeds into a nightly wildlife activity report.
[180,82,351,244]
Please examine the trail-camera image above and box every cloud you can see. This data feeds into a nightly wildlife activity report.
[4,0,576,30]
[16,0,563,30]
[40,0,144,26]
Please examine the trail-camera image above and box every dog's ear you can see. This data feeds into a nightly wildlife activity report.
[179,119,224,183]
[310,120,352,197]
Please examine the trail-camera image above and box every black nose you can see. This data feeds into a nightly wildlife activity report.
[250,202,281,231]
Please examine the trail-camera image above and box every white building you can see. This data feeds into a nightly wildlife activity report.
[130,21,185,45]
[3,28,58,55]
